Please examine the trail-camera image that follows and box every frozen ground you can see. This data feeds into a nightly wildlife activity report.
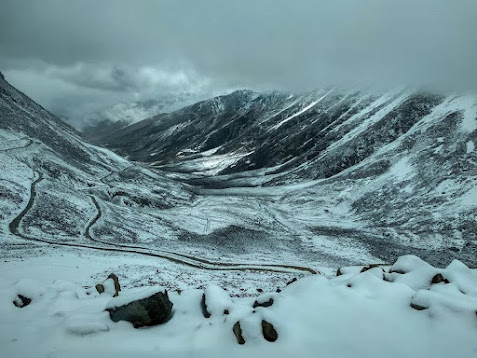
[1,252,476,358]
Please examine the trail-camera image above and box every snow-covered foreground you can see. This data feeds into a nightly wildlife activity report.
[1,252,476,358]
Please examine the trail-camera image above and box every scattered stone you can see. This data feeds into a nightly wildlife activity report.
[13,294,31,308]
[336,268,343,276]
[224,309,229,315]
[261,320,278,342]
[276,288,282,293]
[106,290,173,328]
[253,298,274,308]
[233,321,245,345]
[431,273,449,285]
[257,288,263,293]
[95,283,105,294]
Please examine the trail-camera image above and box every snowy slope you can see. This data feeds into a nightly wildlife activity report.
[1,254,476,358]
[81,95,203,143]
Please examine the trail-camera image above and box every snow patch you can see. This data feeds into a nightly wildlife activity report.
[389,157,415,182]
[461,185,477,207]
[466,140,475,154]
[272,89,333,130]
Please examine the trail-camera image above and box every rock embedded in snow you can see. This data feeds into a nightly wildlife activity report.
[232,321,245,345]
[253,294,275,309]
[106,287,173,328]
[13,294,31,308]
[200,293,211,318]
[286,277,298,286]
[360,264,385,273]
[201,284,233,318]
[431,273,449,285]
[389,255,433,274]
[261,320,278,342]
[95,273,121,297]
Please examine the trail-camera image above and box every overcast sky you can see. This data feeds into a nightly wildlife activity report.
[1,0,476,128]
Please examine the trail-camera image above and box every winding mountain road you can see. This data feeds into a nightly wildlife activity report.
[9,172,318,275]
[0,139,33,152]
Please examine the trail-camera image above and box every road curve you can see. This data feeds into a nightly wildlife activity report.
[85,196,318,274]
[9,171,318,275]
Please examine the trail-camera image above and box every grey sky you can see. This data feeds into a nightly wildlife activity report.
[1,0,476,127]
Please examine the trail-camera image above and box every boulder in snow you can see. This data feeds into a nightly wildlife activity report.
[106,287,173,328]
[201,285,233,318]
[261,320,278,342]
[232,321,245,345]
[13,294,31,308]
[431,273,449,285]
[360,264,385,273]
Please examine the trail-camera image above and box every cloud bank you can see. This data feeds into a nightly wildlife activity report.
[1,0,476,127]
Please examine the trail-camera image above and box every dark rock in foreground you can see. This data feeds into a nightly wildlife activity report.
[13,294,31,308]
[200,293,211,318]
[232,321,245,345]
[106,290,173,328]
[261,320,278,342]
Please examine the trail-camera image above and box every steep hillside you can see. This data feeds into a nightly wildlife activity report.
[94,87,477,266]
[1,71,476,270]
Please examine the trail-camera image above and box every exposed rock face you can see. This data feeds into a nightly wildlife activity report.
[261,320,278,342]
[13,294,31,308]
[232,321,245,345]
[106,290,173,328]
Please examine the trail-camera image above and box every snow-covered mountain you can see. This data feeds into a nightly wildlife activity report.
[96,87,477,265]
[1,70,477,271]
[2,70,477,358]
[81,95,207,143]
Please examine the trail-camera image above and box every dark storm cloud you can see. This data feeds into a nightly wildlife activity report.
[1,0,477,127]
